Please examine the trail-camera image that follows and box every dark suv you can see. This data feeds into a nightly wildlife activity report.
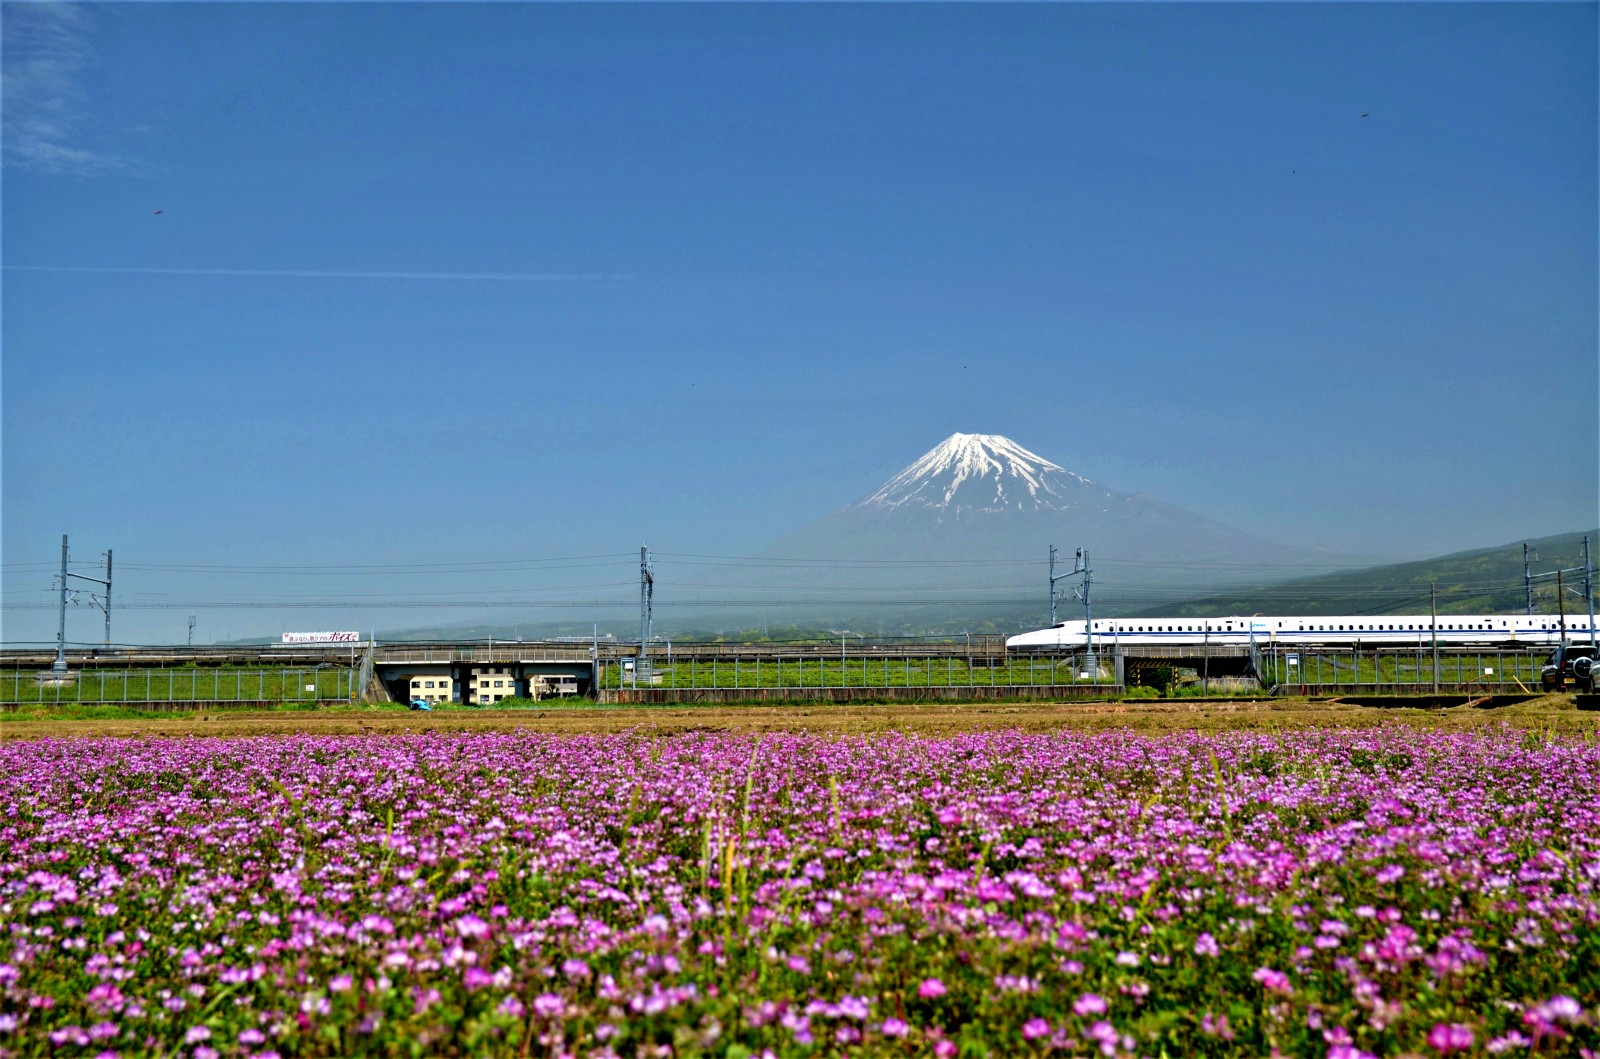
[1541,642,1597,693]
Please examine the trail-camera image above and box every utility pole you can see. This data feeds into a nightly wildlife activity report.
[53,535,69,677]
[102,551,112,646]
[1049,545,1057,626]
[1430,582,1439,694]
[188,614,197,647]
[1585,535,1596,647]
[1557,569,1567,642]
[639,545,653,682]
[83,550,113,647]
[1070,548,1094,674]
[1524,543,1537,615]
[52,534,112,677]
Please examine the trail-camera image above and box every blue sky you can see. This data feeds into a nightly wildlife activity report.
[3,2,1596,644]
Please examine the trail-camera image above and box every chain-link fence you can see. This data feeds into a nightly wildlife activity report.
[1256,646,1551,691]
[2,666,357,704]
[599,651,1111,691]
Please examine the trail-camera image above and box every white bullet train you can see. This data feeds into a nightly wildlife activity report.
[1006,614,1598,651]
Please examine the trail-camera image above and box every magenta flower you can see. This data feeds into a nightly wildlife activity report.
[1074,993,1108,1017]
[1427,1023,1474,1053]
[1252,967,1292,994]
[1531,996,1582,1024]
[454,914,489,939]
[3,726,1596,1057]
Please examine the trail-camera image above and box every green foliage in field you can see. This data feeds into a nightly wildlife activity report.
[1143,529,1599,618]
[0,665,355,705]
[600,656,1110,691]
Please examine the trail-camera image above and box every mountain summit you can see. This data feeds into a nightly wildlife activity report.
[858,432,1099,516]
[746,432,1346,607]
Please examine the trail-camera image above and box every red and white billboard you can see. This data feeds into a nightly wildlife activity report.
[281,631,362,644]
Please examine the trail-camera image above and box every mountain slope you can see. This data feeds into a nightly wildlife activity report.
[1137,529,1600,618]
[659,434,1351,632]
[769,432,1340,575]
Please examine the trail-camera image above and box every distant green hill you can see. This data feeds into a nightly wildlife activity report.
[360,530,1597,644]
[1126,530,1598,618]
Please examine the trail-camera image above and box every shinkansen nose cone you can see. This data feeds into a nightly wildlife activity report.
[1006,622,1086,649]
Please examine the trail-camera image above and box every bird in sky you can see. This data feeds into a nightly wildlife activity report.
[1361,112,1370,118]
[153,209,163,215]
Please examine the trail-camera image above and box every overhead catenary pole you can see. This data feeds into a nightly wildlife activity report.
[1430,582,1439,694]
[1049,545,1057,627]
[1072,548,1094,674]
[1557,569,1567,642]
[75,557,112,650]
[52,534,112,670]
[1585,535,1596,647]
[639,545,653,680]
[1524,543,1536,615]
[54,535,69,676]
[103,550,112,647]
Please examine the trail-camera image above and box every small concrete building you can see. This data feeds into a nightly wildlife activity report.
[532,674,579,698]
[468,666,518,704]
[408,674,457,704]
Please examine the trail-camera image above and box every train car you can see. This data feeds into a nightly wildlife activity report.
[1005,614,1598,651]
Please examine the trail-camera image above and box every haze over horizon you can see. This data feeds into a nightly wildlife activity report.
[3,4,1595,644]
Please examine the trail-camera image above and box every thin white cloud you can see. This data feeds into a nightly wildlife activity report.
[2,3,128,173]
[5,265,635,282]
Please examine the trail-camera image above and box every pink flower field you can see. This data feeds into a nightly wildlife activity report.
[3,727,1597,1057]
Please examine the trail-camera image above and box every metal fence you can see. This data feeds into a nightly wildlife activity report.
[600,650,1111,691]
[598,646,1557,693]
[377,644,596,665]
[3,666,358,705]
[1256,646,1551,691]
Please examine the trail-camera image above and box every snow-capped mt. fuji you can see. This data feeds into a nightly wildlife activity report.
[749,432,1343,600]
[857,433,1104,517]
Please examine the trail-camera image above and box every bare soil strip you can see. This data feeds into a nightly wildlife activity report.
[3,694,1593,740]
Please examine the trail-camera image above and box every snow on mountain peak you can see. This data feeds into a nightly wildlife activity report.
[857,433,1097,515]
